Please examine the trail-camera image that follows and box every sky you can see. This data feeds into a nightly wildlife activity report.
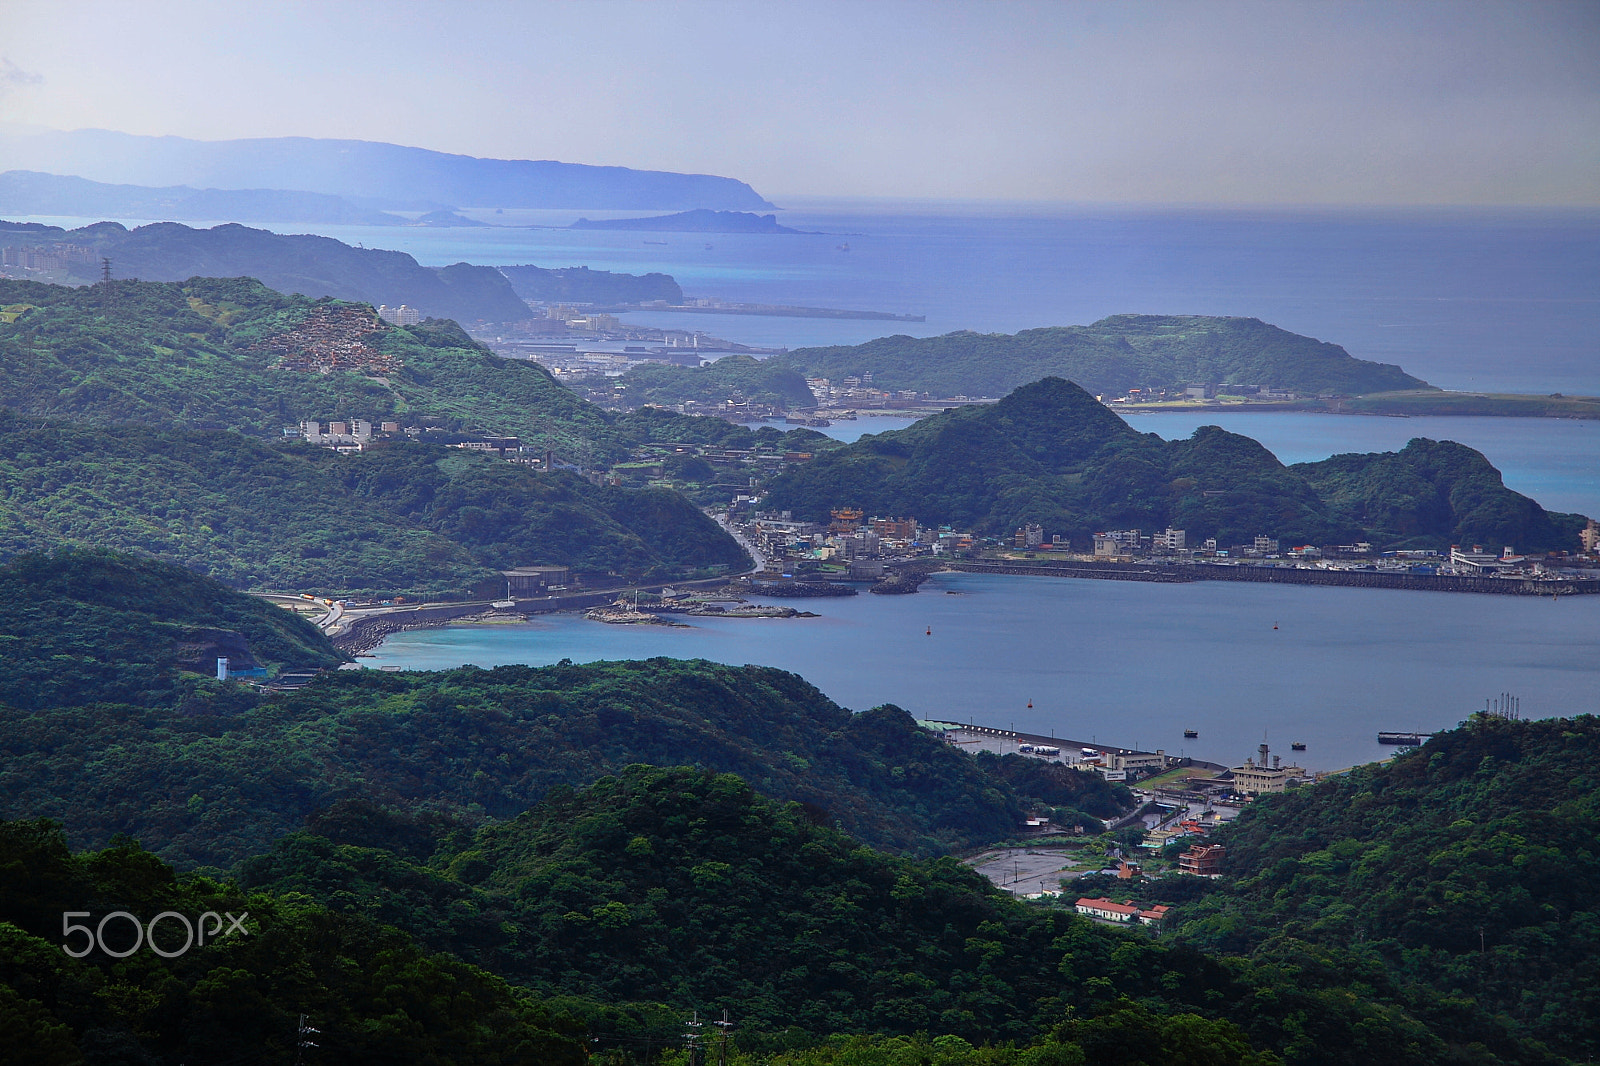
[1,0,1596,205]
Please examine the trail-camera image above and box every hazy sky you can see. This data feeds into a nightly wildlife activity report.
[2,0,1596,204]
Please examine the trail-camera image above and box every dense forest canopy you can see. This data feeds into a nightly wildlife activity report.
[762,377,1588,550]
[1171,713,1600,1062]
[0,419,748,595]
[612,353,819,409]
[0,549,342,709]
[775,315,1431,398]
[0,273,827,464]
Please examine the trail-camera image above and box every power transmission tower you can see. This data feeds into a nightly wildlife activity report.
[100,258,113,313]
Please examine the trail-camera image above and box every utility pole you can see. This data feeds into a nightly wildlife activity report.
[683,1011,703,1066]
[713,1010,734,1066]
[295,1014,319,1064]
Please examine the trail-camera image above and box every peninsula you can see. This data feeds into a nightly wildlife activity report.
[568,209,816,233]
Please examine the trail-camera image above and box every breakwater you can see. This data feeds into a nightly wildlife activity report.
[945,559,1598,596]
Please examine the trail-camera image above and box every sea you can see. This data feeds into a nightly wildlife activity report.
[365,571,1600,773]
[24,201,1598,765]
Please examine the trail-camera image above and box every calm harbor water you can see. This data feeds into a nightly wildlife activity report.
[366,571,1600,773]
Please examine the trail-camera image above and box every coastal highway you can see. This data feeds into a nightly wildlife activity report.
[715,514,768,574]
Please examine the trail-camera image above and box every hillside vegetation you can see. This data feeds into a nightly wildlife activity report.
[0,818,590,1065]
[236,765,1551,1063]
[0,273,824,465]
[612,353,819,409]
[0,418,747,594]
[763,377,1587,550]
[777,315,1430,398]
[0,646,1038,866]
[1173,713,1600,1062]
[0,549,341,709]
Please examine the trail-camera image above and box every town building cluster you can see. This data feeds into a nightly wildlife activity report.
[0,243,96,274]
[256,306,402,375]
[376,304,421,326]
[1100,383,1300,406]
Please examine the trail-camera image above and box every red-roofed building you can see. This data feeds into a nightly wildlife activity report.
[1076,897,1171,926]
[1075,897,1139,922]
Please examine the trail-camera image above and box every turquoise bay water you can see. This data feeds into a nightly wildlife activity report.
[367,571,1600,773]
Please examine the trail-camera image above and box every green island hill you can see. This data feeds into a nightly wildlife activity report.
[773,314,1433,400]
[761,377,1589,552]
[0,552,1592,1063]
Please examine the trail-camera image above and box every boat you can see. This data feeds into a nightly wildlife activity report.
[643,240,668,246]
[1290,741,1307,751]
[491,581,516,609]
[1378,731,1432,746]
[1183,729,1198,738]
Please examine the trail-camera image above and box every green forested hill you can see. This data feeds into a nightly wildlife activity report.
[0,549,341,709]
[0,274,828,463]
[1172,713,1600,1062]
[0,819,589,1065]
[0,275,618,446]
[236,765,1547,1063]
[611,353,819,409]
[777,315,1431,398]
[762,377,1588,549]
[0,417,747,594]
[0,656,1035,867]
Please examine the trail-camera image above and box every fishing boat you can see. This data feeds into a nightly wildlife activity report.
[1183,729,1198,738]
[1290,741,1307,751]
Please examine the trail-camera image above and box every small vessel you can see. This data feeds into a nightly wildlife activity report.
[1291,741,1307,751]
[836,242,850,251]
[643,240,668,246]
[491,581,516,609]
[1183,729,1198,738]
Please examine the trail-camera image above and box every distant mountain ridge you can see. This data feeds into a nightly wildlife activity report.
[0,169,406,225]
[0,218,533,322]
[0,126,773,211]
